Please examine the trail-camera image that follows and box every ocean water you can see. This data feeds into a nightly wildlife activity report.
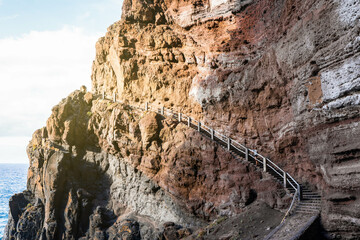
[0,164,28,239]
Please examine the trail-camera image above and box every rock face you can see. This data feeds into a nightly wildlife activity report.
[91,0,360,238]
[4,91,287,239]
[5,0,360,239]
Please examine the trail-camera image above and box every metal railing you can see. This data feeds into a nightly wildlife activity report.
[100,92,301,219]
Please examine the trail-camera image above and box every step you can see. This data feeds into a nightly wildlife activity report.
[301,199,322,203]
[302,190,319,193]
[296,207,320,210]
[298,203,321,207]
[303,191,321,196]
[297,210,320,214]
[296,206,321,210]
[296,209,321,213]
[302,197,321,200]
[302,198,321,201]
[297,203,321,207]
[296,207,321,211]
[300,201,321,204]
[297,202,321,206]
[302,195,321,199]
[298,204,321,208]
[302,195,320,197]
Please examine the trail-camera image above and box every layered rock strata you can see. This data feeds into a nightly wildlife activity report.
[5,0,360,239]
[4,91,287,239]
[91,0,360,238]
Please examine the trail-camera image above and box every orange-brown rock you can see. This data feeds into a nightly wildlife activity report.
[5,0,360,239]
[91,0,360,238]
[5,90,288,239]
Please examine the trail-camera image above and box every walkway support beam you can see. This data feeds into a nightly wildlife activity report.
[245,148,249,161]
[113,93,116,102]
[178,112,182,122]
[298,185,302,201]
[283,171,287,188]
[227,138,231,151]
[188,117,191,127]
[198,122,201,132]
[161,107,164,115]
[145,102,148,111]
[263,157,267,172]
[211,129,214,140]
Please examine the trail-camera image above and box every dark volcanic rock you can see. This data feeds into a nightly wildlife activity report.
[4,192,44,240]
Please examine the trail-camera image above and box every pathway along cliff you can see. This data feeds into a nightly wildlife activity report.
[4,0,360,239]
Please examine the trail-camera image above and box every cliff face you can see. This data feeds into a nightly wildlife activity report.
[4,90,287,239]
[5,0,360,239]
[92,0,360,238]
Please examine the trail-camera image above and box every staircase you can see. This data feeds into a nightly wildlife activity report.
[150,103,323,219]
[295,189,322,214]
[190,119,322,216]
[102,94,322,222]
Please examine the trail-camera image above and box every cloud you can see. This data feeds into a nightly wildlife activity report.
[0,27,99,162]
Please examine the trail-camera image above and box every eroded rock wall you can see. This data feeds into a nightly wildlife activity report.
[5,90,287,239]
[91,0,360,238]
[5,0,360,239]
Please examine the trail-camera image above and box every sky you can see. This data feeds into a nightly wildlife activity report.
[0,0,124,163]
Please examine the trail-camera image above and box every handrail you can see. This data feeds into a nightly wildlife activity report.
[281,189,298,223]
[267,158,285,174]
[99,93,302,221]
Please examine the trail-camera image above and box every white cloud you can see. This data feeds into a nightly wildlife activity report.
[0,27,99,163]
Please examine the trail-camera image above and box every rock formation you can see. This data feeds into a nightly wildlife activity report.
[5,0,360,239]
[4,90,287,239]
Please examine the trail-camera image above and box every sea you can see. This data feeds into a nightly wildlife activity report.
[0,164,28,240]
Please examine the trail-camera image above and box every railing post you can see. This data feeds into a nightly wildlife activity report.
[211,129,214,140]
[227,138,231,151]
[145,102,148,111]
[245,148,249,161]
[263,157,267,172]
[198,122,201,132]
[113,93,116,102]
[161,107,164,115]
[188,117,191,127]
[102,92,105,100]
[178,112,182,122]
[283,171,287,188]
[298,185,302,201]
